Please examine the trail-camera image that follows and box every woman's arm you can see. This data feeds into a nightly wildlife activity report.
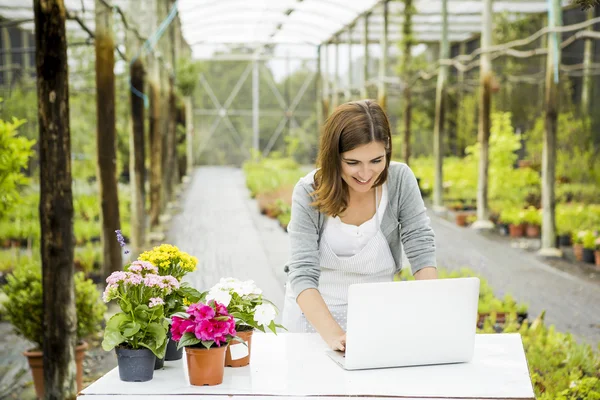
[397,165,437,276]
[297,289,346,350]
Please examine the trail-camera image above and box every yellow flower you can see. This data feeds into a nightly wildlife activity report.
[138,243,198,279]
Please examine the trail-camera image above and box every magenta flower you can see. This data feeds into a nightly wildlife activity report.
[171,316,195,341]
[170,300,236,348]
[187,303,215,320]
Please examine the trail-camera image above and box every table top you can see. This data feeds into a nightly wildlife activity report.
[79,333,535,399]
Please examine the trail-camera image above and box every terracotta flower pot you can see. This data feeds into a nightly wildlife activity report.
[595,251,600,267]
[225,329,253,367]
[455,213,468,227]
[185,344,228,386]
[509,223,525,238]
[573,244,584,262]
[24,341,88,400]
[526,224,540,238]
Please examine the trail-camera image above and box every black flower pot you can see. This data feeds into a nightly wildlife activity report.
[115,347,155,382]
[154,355,164,370]
[583,248,596,264]
[558,234,571,247]
[164,329,183,361]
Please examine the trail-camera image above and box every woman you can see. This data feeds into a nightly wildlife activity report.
[282,100,437,351]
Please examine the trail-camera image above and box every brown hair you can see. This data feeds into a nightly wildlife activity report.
[311,100,392,217]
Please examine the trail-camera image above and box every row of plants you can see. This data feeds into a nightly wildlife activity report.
[0,189,132,249]
[242,151,305,231]
[400,267,600,399]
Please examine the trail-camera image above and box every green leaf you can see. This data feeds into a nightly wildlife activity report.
[170,312,189,320]
[145,322,167,348]
[122,321,141,337]
[120,299,132,313]
[177,332,200,349]
[200,340,215,349]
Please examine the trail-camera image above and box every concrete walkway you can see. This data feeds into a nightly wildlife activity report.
[172,166,600,346]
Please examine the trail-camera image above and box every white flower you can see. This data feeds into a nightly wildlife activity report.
[148,297,164,308]
[206,288,232,307]
[253,303,277,327]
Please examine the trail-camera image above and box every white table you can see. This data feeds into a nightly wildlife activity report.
[78,333,535,399]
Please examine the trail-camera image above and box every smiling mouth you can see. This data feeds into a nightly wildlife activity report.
[353,177,371,185]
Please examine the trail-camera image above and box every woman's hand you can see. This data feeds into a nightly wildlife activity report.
[329,333,346,351]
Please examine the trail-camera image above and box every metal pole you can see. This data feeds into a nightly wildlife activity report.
[347,26,353,101]
[323,43,330,116]
[377,1,388,111]
[581,8,594,115]
[362,13,370,100]
[333,38,339,109]
[316,45,324,131]
[432,0,449,211]
[252,58,260,154]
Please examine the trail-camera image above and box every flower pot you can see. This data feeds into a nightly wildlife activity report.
[154,355,165,370]
[24,341,88,400]
[165,329,183,361]
[558,234,571,247]
[583,248,596,264]
[455,213,468,227]
[526,224,540,238]
[115,347,155,382]
[509,223,525,238]
[185,345,228,386]
[225,329,253,367]
[573,244,584,262]
[595,251,600,267]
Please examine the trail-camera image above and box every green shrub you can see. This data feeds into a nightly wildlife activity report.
[1,263,106,350]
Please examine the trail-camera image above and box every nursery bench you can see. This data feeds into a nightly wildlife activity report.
[78,332,535,400]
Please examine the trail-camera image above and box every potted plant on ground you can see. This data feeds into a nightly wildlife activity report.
[500,208,526,238]
[170,300,240,386]
[1,263,106,399]
[101,265,180,382]
[595,237,600,268]
[523,206,542,238]
[205,277,284,367]
[572,230,586,262]
[137,243,202,362]
[582,231,597,264]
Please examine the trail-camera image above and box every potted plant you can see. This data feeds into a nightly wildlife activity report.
[101,265,179,382]
[170,300,240,386]
[582,231,597,264]
[555,208,572,246]
[595,237,600,268]
[572,230,586,262]
[1,264,106,399]
[523,206,542,238]
[137,243,202,361]
[500,208,526,238]
[205,277,284,367]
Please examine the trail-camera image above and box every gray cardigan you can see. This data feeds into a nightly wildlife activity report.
[284,161,437,300]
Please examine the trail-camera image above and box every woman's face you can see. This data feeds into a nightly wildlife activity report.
[340,141,387,194]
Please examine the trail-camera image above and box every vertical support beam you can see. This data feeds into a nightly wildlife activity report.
[581,8,594,115]
[252,58,260,153]
[2,27,12,86]
[95,0,121,277]
[362,13,370,100]
[400,0,414,166]
[473,0,495,230]
[539,0,562,257]
[457,41,466,156]
[539,14,548,109]
[323,43,330,116]
[33,0,77,398]
[316,45,324,131]
[149,2,164,228]
[185,96,194,172]
[127,0,146,257]
[333,38,340,109]
[433,0,449,211]
[347,26,353,101]
[378,1,389,111]
[22,29,31,75]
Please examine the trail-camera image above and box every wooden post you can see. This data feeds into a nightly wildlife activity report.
[581,8,594,115]
[2,27,12,86]
[362,13,369,100]
[95,0,122,277]
[33,1,77,398]
[433,0,449,211]
[127,0,146,257]
[539,0,562,257]
[473,0,495,230]
[400,0,414,166]
[316,45,324,131]
[185,95,194,174]
[377,1,389,111]
[166,0,178,196]
[149,2,163,228]
[457,41,466,155]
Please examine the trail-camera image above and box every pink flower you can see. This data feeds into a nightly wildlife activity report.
[195,319,215,341]
[148,297,164,308]
[215,303,228,316]
[106,271,127,286]
[124,272,143,285]
[171,316,195,341]
[187,303,215,320]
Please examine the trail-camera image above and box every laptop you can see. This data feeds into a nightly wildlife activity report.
[326,277,480,370]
